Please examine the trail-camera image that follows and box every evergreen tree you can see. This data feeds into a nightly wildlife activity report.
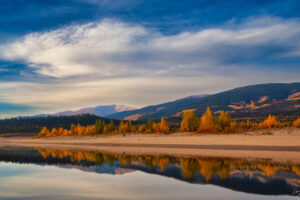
[95,119,105,134]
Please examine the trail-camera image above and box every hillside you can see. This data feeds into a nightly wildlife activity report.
[108,83,300,120]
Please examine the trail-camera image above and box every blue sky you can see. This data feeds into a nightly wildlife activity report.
[0,0,300,118]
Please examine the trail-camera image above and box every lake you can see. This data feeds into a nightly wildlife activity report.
[0,146,299,200]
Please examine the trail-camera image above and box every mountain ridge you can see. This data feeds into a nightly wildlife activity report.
[108,82,300,120]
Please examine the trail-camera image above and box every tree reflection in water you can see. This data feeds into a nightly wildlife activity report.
[0,146,299,196]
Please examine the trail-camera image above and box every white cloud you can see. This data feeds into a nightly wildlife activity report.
[1,17,300,78]
[0,16,299,116]
[0,20,147,78]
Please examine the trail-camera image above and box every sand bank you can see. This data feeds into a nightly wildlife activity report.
[1,128,300,163]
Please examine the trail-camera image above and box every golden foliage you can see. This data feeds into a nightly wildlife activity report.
[198,107,216,132]
[159,117,170,133]
[217,111,231,131]
[293,118,300,128]
[180,110,199,132]
[37,148,300,182]
[259,114,280,129]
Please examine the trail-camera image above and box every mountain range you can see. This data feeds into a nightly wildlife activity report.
[108,82,300,120]
[38,82,300,120]
[52,104,136,117]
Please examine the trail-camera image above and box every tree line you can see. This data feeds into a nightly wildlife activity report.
[38,117,170,137]
[0,114,102,135]
[180,107,300,132]
[37,107,300,137]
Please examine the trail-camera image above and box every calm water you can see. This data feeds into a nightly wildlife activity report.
[0,147,299,200]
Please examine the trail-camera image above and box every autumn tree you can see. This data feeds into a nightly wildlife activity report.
[152,122,160,133]
[159,117,170,133]
[58,127,64,136]
[198,107,215,132]
[39,126,49,137]
[180,110,199,132]
[146,119,155,133]
[119,120,127,133]
[137,124,146,133]
[217,111,231,131]
[50,128,58,137]
[293,118,300,128]
[259,114,279,129]
[85,125,95,135]
[70,124,76,135]
[77,124,84,135]
[104,120,116,134]
[63,129,69,136]
[127,121,135,133]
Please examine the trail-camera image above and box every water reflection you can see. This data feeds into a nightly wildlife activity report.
[0,146,299,199]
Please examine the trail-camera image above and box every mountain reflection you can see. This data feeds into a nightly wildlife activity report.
[0,146,299,196]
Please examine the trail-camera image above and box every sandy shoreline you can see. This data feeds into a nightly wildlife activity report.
[1,128,300,163]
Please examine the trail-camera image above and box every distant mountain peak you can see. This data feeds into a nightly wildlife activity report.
[54,104,136,117]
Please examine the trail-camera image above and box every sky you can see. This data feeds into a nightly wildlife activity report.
[0,0,300,118]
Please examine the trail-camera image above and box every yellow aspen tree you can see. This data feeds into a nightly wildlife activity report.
[118,120,126,134]
[152,122,160,133]
[159,117,170,133]
[50,128,57,137]
[198,107,214,132]
[180,111,199,132]
[39,126,49,137]
[259,114,279,129]
[217,111,231,131]
[63,129,69,136]
[77,124,83,135]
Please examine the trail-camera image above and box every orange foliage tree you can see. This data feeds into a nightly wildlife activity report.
[217,111,231,131]
[159,117,170,133]
[198,107,215,132]
[38,126,50,137]
[293,118,300,128]
[259,114,280,129]
[180,111,199,132]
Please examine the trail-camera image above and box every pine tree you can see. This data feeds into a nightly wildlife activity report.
[95,119,105,134]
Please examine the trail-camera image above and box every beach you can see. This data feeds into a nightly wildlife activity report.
[1,128,300,163]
